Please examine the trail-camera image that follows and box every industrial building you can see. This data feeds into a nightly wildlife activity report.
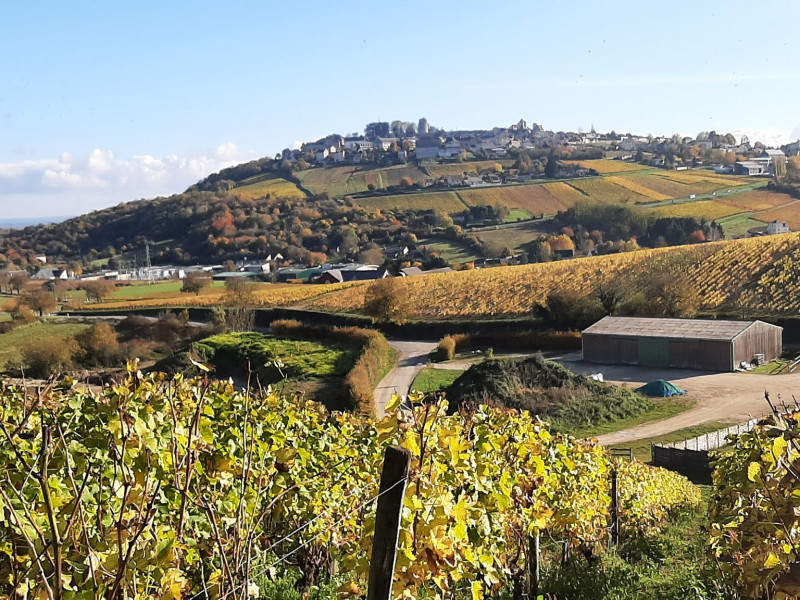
[581,317,782,372]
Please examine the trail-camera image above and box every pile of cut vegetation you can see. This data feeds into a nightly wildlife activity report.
[445,354,651,431]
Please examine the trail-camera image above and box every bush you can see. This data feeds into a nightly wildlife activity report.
[75,322,121,367]
[22,337,78,377]
[436,336,456,361]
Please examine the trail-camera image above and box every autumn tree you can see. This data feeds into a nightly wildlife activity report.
[363,277,410,325]
[75,321,121,366]
[9,272,29,295]
[82,280,116,302]
[23,288,57,317]
[181,272,212,296]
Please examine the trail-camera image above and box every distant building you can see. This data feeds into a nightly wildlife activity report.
[734,161,766,176]
[418,117,429,135]
[767,220,791,235]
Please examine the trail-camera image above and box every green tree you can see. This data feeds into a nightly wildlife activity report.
[181,271,211,296]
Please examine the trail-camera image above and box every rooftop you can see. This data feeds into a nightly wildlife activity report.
[582,316,780,341]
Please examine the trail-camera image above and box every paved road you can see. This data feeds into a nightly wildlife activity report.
[553,355,800,445]
[374,340,438,418]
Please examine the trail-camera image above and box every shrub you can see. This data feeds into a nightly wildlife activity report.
[75,322,121,367]
[436,336,456,361]
[22,337,78,377]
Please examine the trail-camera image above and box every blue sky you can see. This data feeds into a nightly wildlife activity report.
[1,0,799,219]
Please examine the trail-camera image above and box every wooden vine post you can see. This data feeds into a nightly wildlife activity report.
[367,445,411,600]
[610,467,620,545]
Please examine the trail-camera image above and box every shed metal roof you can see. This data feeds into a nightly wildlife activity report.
[582,316,780,342]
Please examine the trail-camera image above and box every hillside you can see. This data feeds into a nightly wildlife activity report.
[303,231,800,318]
[1,153,796,271]
[73,232,800,319]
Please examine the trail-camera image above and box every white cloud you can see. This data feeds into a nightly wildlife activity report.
[0,143,259,219]
[730,127,797,148]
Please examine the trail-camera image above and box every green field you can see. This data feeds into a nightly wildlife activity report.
[197,332,358,381]
[573,396,696,439]
[417,238,481,263]
[112,280,224,299]
[410,367,462,393]
[505,208,534,222]
[0,321,89,370]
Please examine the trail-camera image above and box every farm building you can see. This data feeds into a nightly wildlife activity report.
[581,316,782,372]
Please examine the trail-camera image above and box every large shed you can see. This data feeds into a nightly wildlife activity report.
[581,316,782,372]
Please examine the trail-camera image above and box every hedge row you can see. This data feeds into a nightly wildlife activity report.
[270,319,396,415]
[434,330,581,361]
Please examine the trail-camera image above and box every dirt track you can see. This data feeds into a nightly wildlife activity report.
[554,354,800,445]
[373,340,438,418]
[372,345,800,442]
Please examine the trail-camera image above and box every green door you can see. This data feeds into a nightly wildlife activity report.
[638,338,669,367]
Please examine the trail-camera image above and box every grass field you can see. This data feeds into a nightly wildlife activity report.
[112,280,224,299]
[459,184,569,215]
[232,174,306,199]
[646,200,742,220]
[505,208,534,222]
[355,191,466,213]
[417,238,481,263]
[716,212,764,238]
[410,367,462,393]
[573,396,696,439]
[0,321,89,370]
[563,159,650,173]
[473,224,545,252]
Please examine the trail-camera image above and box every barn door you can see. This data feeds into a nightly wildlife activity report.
[638,338,669,367]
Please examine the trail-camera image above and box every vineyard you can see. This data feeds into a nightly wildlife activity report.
[458,184,570,215]
[604,175,671,201]
[295,165,429,196]
[711,411,800,598]
[647,200,742,220]
[354,191,467,213]
[717,189,796,212]
[565,177,654,205]
[424,160,512,177]
[304,232,800,318]
[0,369,701,599]
[89,281,354,311]
[563,159,650,174]
[231,174,306,200]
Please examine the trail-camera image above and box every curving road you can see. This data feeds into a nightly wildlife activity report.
[374,340,438,418]
[373,345,800,444]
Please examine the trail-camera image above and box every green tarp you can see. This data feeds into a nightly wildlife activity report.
[635,379,688,397]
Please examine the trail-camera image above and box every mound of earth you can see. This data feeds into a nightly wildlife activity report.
[445,354,652,432]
